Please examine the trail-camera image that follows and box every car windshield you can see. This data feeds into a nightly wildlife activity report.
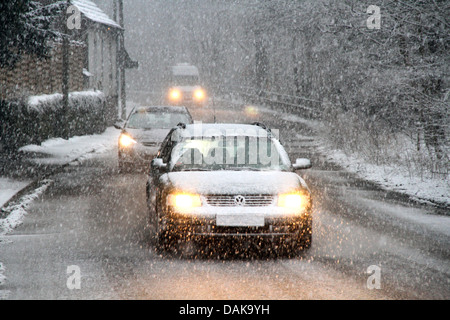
[171,136,290,172]
[172,75,199,86]
[126,111,190,129]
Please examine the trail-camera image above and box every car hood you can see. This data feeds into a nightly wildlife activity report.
[163,171,308,195]
[124,128,171,142]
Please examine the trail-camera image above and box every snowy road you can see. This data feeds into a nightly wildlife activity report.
[0,101,448,300]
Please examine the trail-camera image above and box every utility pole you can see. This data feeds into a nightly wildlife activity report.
[113,0,120,119]
[118,0,127,120]
[292,36,300,100]
[62,0,70,139]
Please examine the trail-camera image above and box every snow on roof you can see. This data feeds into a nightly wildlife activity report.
[172,63,199,76]
[179,123,274,138]
[72,0,122,29]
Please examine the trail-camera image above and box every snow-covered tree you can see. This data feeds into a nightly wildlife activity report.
[0,0,65,68]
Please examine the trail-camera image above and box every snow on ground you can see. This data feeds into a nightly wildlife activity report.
[257,105,450,208]
[1,126,120,211]
[0,180,53,236]
[1,125,120,222]
[19,127,120,166]
[0,263,5,285]
[321,146,449,208]
[0,178,31,208]
[0,179,53,300]
[0,126,119,299]
[0,262,7,300]
[356,195,450,236]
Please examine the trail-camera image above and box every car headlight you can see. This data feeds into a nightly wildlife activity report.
[193,88,206,101]
[167,193,202,210]
[119,133,137,148]
[169,88,182,101]
[278,191,310,210]
[244,105,259,117]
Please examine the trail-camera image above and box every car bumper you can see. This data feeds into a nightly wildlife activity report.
[162,209,311,239]
[119,145,159,165]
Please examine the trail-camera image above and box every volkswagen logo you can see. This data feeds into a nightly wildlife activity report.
[234,195,246,206]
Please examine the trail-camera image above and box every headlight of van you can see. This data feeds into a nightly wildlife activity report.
[193,88,206,102]
[169,88,182,102]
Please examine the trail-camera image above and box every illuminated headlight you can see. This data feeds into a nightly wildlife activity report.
[169,88,182,101]
[167,193,202,210]
[278,192,310,210]
[244,105,259,117]
[193,88,206,101]
[119,133,137,148]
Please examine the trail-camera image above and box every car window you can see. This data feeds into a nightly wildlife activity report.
[126,111,191,129]
[170,136,290,172]
[172,75,199,86]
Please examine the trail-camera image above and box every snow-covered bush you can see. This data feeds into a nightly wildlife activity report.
[215,0,449,181]
[0,90,108,151]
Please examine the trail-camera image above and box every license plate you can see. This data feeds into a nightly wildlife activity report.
[216,215,265,227]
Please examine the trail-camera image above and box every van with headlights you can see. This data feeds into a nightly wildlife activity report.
[167,63,208,107]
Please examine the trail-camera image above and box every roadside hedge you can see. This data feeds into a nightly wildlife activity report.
[0,91,109,151]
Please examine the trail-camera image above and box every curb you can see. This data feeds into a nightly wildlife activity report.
[0,147,107,218]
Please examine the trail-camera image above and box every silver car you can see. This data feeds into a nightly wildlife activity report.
[117,106,193,171]
[147,122,313,254]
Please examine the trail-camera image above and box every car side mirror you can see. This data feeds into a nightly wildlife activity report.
[292,158,312,170]
[114,120,124,130]
[151,158,167,173]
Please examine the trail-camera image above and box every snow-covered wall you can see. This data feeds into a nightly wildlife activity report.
[0,91,110,151]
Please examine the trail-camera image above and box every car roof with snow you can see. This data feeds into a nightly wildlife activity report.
[172,63,199,76]
[175,123,275,139]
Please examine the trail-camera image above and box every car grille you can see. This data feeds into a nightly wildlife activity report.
[205,194,274,207]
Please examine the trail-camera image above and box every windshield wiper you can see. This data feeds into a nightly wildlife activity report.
[227,167,262,171]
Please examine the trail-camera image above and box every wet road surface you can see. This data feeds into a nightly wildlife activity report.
[0,101,449,300]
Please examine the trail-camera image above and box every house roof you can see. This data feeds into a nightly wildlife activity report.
[72,0,123,29]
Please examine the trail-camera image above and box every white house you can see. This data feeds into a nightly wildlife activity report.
[71,0,137,117]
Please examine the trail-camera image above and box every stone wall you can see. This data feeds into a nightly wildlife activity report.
[0,41,86,100]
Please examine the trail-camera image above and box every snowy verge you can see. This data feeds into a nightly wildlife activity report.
[0,179,53,236]
[1,127,120,212]
[0,262,7,300]
[0,126,120,299]
[0,263,5,285]
[319,146,449,208]
[257,106,449,208]
[0,180,52,301]
[19,127,120,166]
[0,178,32,208]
